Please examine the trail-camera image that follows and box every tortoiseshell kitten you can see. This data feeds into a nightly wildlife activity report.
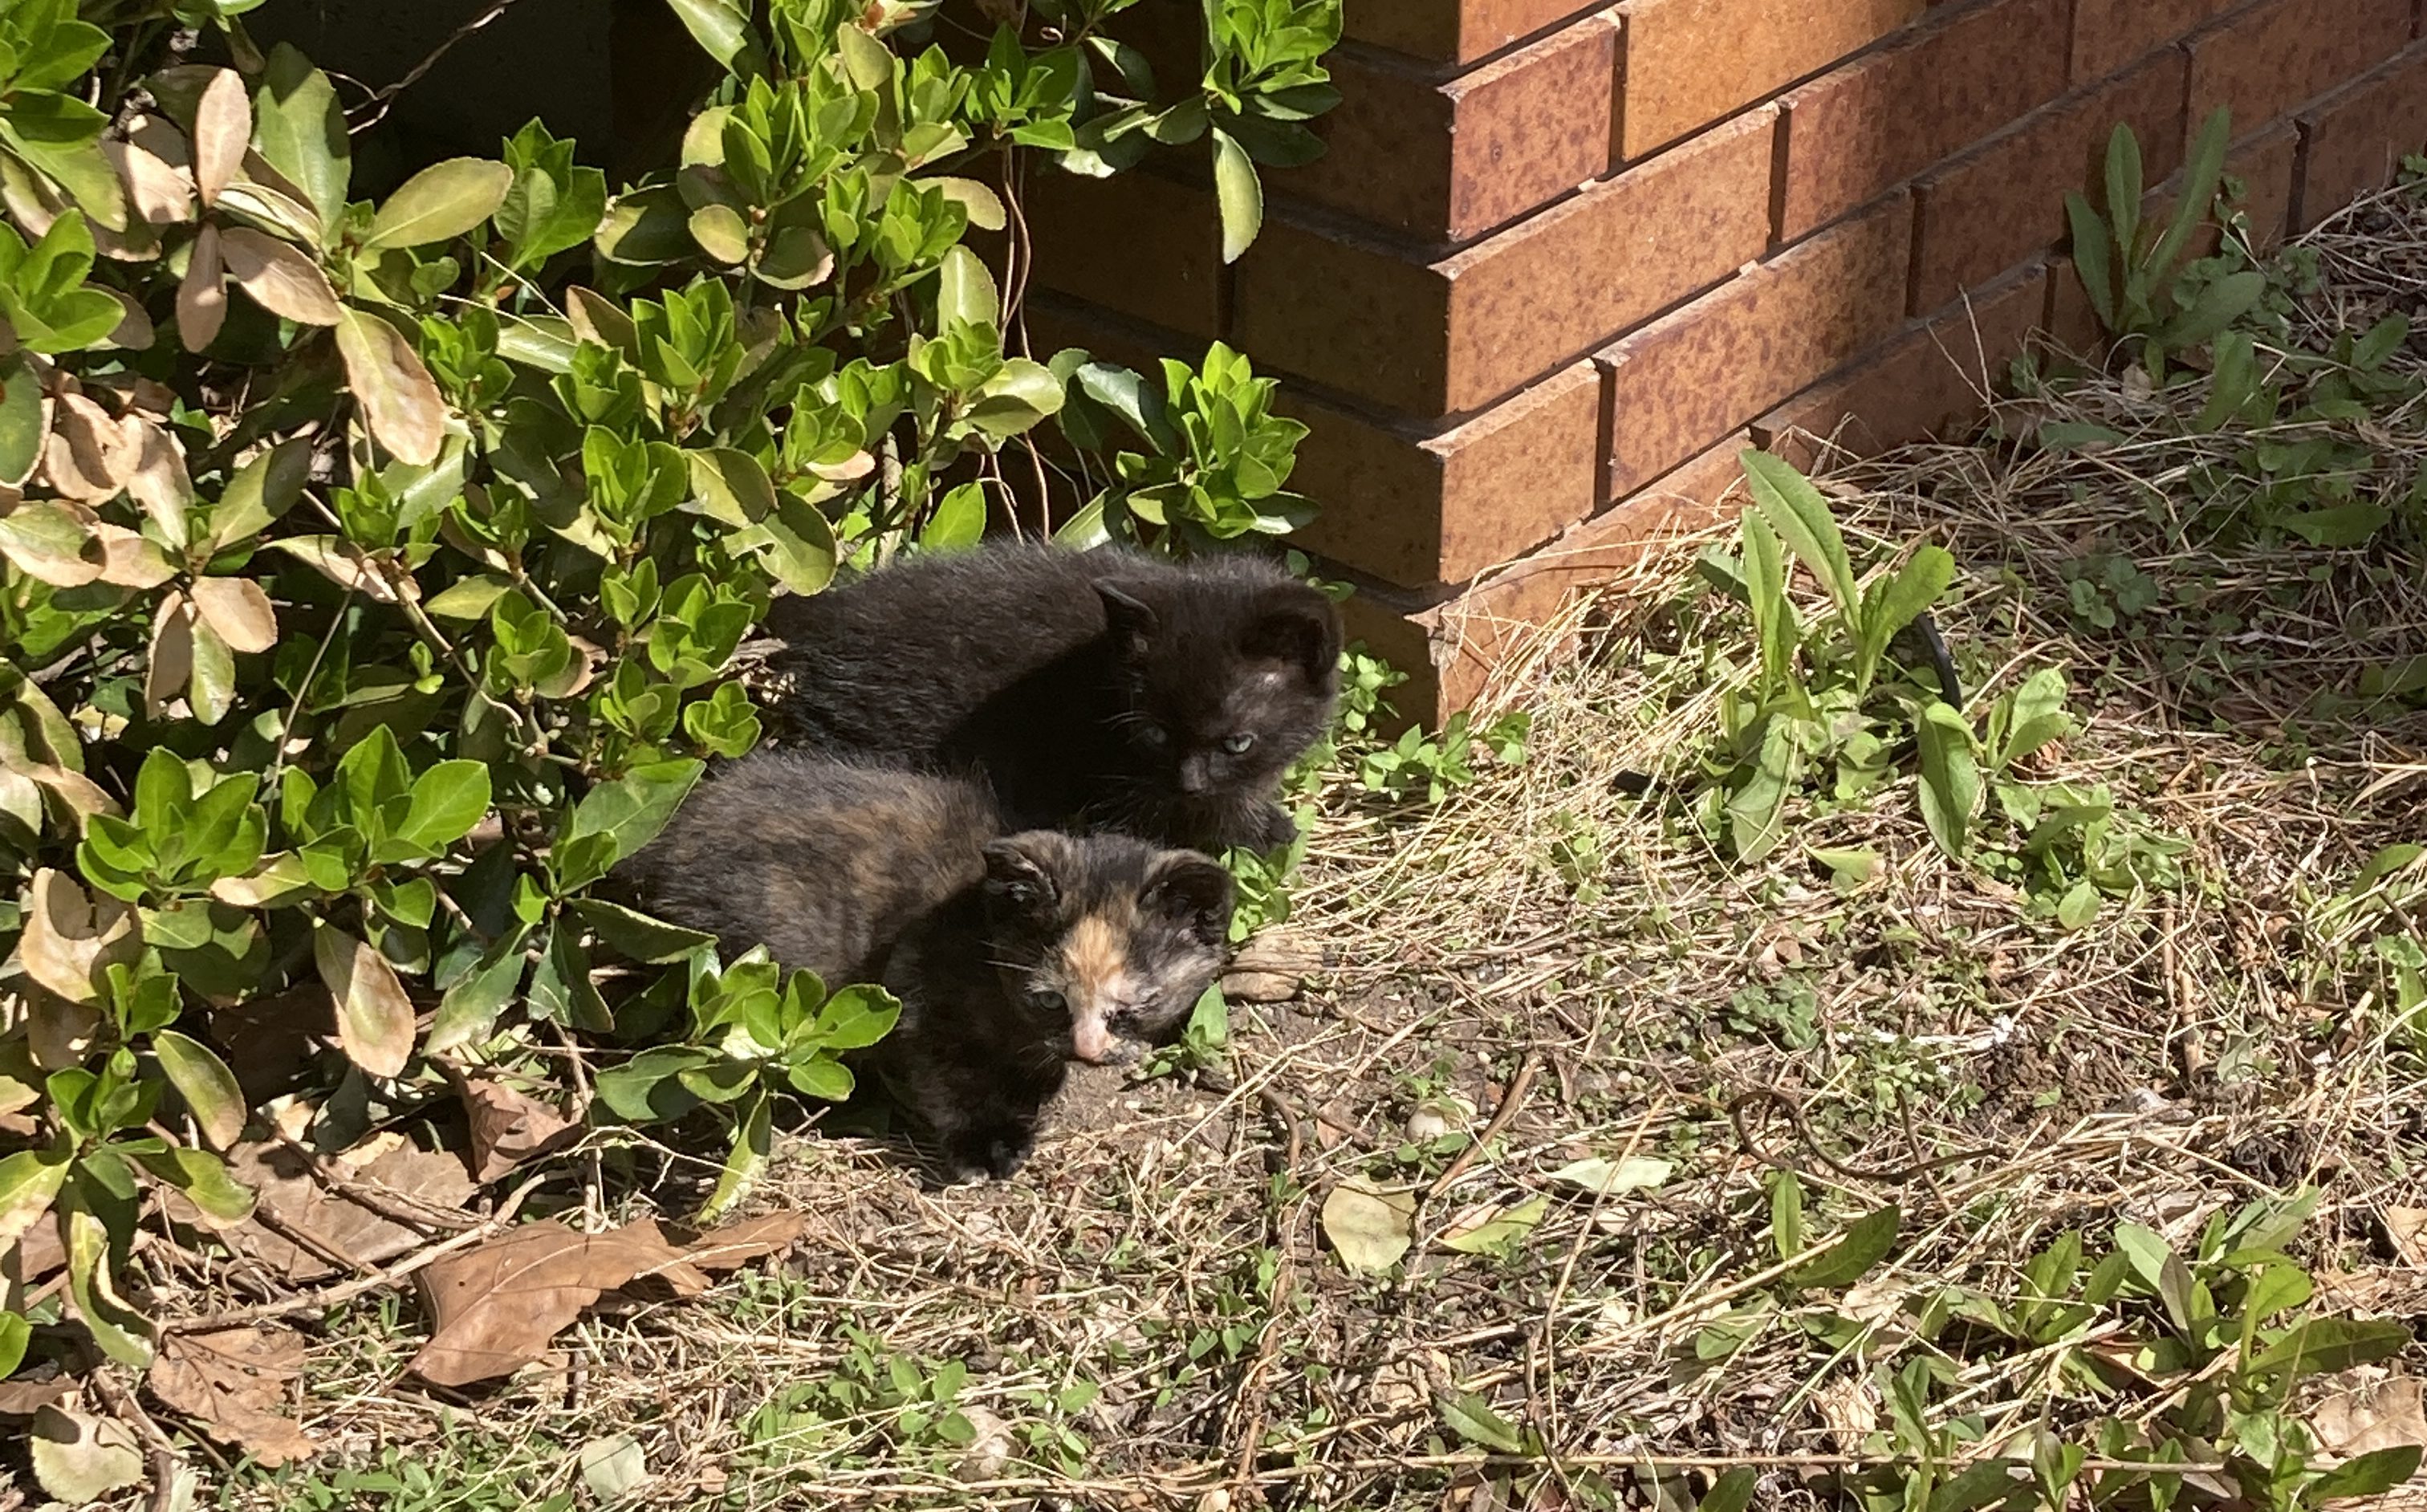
[616,752,1234,1180]
[762,543,1342,853]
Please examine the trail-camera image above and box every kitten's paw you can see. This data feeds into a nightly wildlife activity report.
[945,1126,1035,1182]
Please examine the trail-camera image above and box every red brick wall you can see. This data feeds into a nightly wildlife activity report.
[1027,0,2427,719]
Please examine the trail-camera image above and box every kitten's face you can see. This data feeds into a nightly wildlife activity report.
[1097,579,1342,803]
[979,833,1233,1065]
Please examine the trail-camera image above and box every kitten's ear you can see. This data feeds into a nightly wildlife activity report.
[1146,855,1236,946]
[982,837,1063,917]
[1095,581,1159,656]
[1242,587,1343,683]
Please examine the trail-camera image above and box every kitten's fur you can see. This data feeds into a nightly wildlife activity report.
[762,543,1343,853]
[616,752,1234,1179]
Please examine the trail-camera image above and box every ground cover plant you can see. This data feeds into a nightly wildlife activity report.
[6,7,2427,1511]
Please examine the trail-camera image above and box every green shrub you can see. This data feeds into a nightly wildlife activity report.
[0,0,1340,1374]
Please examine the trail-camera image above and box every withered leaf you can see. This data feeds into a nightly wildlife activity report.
[410,1217,712,1387]
[178,222,226,350]
[334,307,445,466]
[19,868,139,1006]
[29,1404,143,1502]
[461,1079,577,1183]
[217,227,341,327]
[189,575,278,654]
[147,1326,315,1467]
[204,1140,476,1285]
[144,587,197,719]
[104,137,193,226]
[673,1212,811,1274]
[191,68,250,209]
[313,924,416,1078]
[123,417,195,548]
[0,1374,75,1416]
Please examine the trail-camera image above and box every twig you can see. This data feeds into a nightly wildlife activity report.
[1418,1051,1540,1213]
[347,0,531,132]
[1224,1082,1307,1503]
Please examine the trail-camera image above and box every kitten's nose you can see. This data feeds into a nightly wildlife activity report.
[1070,1015,1115,1064]
[1177,757,1212,795]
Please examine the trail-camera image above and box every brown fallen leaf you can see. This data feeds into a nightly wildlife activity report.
[461,1079,578,1183]
[673,1213,811,1274]
[0,1374,76,1416]
[410,1217,712,1387]
[3,1207,67,1286]
[2315,1376,2427,1460]
[196,1140,476,1284]
[147,1326,315,1466]
[2386,1206,2427,1269]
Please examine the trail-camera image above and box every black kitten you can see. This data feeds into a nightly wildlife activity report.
[616,752,1234,1180]
[762,543,1342,853]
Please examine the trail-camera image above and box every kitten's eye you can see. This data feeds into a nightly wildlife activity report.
[1138,725,1170,748]
[1221,733,1255,755]
[1032,990,1070,1018]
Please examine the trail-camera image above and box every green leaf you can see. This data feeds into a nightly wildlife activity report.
[2146,106,2231,282]
[251,45,349,239]
[2101,121,2142,271]
[2280,502,2388,547]
[1436,1390,1524,1454]
[567,758,704,868]
[665,0,752,65]
[934,244,998,332]
[1769,1170,1804,1261]
[135,1145,255,1225]
[1856,546,1954,692]
[2158,269,2265,349]
[2311,1445,2423,1503]
[700,1085,771,1221]
[363,157,514,250]
[2055,880,2100,929]
[568,897,714,965]
[1439,1195,1548,1257]
[0,1310,27,1380]
[0,350,45,485]
[1915,702,1979,860]
[151,1030,246,1148]
[687,202,748,264]
[1787,1204,1900,1289]
[1211,128,1264,264]
[425,926,531,1055]
[0,1147,68,1249]
[1052,495,1111,549]
[808,984,900,1051]
[396,760,491,853]
[1738,449,1858,621]
[2249,1318,2411,1380]
[1697,1467,1759,1512]
[206,437,311,552]
[1998,667,2072,767]
[921,482,986,551]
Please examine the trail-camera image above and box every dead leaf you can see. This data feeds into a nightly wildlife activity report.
[2,1208,65,1286]
[191,69,250,209]
[334,307,444,466]
[29,1404,144,1502]
[1321,1180,1415,1275]
[123,417,194,546]
[0,497,104,585]
[144,588,196,718]
[102,290,154,351]
[0,1375,75,1416]
[461,1079,577,1183]
[91,522,177,588]
[410,1217,711,1387]
[673,1213,811,1273]
[2387,1207,2427,1269]
[208,986,331,1103]
[1813,1374,1881,1453]
[42,393,140,502]
[217,228,340,326]
[19,868,139,1005]
[104,138,193,226]
[26,987,104,1067]
[146,1327,315,1466]
[2315,1376,2427,1459]
[201,1140,476,1285]
[177,222,226,350]
[189,575,277,654]
[313,925,416,1078]
[270,534,409,603]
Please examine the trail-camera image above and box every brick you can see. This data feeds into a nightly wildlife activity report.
[2185,0,2412,136]
[1287,16,1619,244]
[1289,364,1607,587]
[1616,0,1924,161]
[1344,0,1601,64]
[1349,434,1751,719]
[1232,106,1775,418]
[2295,42,2427,230]
[1911,49,2190,311]
[2070,0,2240,83]
[1779,0,2069,242]
[1753,261,2048,470]
[1598,194,1914,498]
[1023,170,1223,339]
